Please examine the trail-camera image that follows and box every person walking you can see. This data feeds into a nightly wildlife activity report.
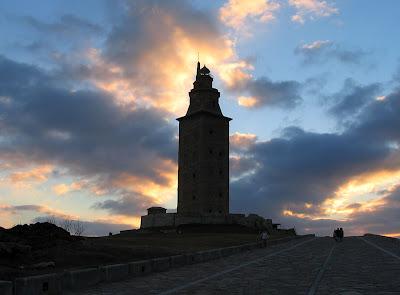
[339,227,344,242]
[333,228,340,242]
[260,230,269,248]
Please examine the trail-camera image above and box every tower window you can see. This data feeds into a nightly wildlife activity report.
[218,151,223,157]
[209,209,212,213]
[192,173,196,179]
[219,169,223,175]
[219,210,222,214]
[209,148,213,155]
[209,129,214,135]
[193,195,196,200]
[219,192,222,198]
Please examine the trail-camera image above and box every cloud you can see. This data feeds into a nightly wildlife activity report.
[295,40,368,65]
[92,194,153,217]
[52,184,71,196]
[219,0,280,31]
[95,0,239,114]
[8,165,53,183]
[0,204,72,220]
[24,14,103,37]
[0,55,177,206]
[327,78,381,120]
[230,85,400,235]
[230,155,258,179]
[282,184,400,237]
[230,76,302,109]
[289,0,338,24]
[230,132,258,150]
[79,0,298,113]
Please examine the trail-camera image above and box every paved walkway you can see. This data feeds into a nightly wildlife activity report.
[68,236,400,295]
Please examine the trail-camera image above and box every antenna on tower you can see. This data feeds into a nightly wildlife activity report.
[196,52,201,78]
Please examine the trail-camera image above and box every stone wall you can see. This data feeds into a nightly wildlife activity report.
[140,213,274,232]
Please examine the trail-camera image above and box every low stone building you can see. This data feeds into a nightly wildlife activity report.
[141,209,273,231]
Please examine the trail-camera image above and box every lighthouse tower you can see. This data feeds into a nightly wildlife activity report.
[176,62,232,216]
[139,63,274,233]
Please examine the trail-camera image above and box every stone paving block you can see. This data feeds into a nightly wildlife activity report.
[129,260,152,276]
[100,263,129,282]
[151,257,171,272]
[192,251,204,263]
[247,243,259,250]
[220,246,235,257]
[238,243,254,251]
[202,249,221,261]
[0,281,12,295]
[14,273,62,295]
[62,268,101,290]
[185,253,197,264]
[170,255,187,267]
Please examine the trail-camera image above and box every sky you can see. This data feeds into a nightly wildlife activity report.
[0,0,399,237]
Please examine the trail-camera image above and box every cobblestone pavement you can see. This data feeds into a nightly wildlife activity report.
[316,236,400,295]
[68,236,400,295]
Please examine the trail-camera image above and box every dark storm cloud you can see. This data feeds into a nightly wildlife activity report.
[102,0,303,110]
[230,77,303,109]
[1,205,44,214]
[295,40,368,66]
[327,78,381,119]
[24,14,103,36]
[353,88,400,143]
[230,156,258,178]
[103,0,220,80]
[92,194,151,216]
[230,85,400,234]
[231,126,392,218]
[285,187,400,236]
[0,56,176,185]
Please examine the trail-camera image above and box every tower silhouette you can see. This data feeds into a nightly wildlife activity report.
[177,62,232,216]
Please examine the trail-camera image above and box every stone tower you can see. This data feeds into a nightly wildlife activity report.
[177,62,231,216]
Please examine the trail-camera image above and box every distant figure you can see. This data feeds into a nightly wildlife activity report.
[339,228,344,241]
[333,228,340,242]
[109,232,113,236]
[260,230,269,248]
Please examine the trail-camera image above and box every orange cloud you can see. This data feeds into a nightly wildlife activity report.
[52,181,86,196]
[289,0,338,24]
[282,169,400,222]
[237,96,258,107]
[78,4,259,118]
[8,165,53,184]
[230,132,258,149]
[53,184,70,196]
[382,232,400,238]
[220,0,280,31]
[111,159,177,206]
